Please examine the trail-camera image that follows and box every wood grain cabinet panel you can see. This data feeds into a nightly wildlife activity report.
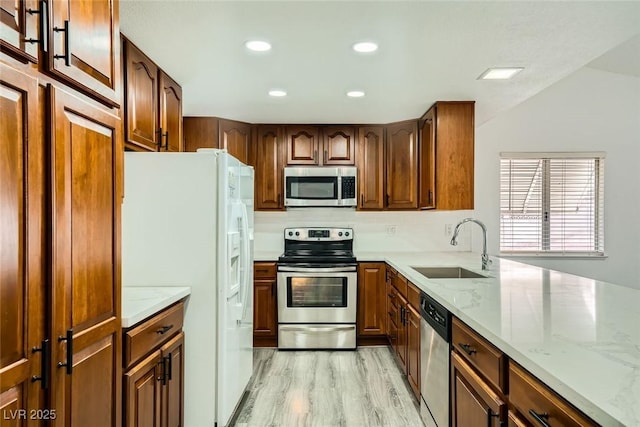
[286,125,320,165]
[49,86,121,427]
[253,262,278,347]
[125,350,162,427]
[254,125,285,209]
[356,126,385,210]
[124,38,159,151]
[357,263,386,337]
[158,71,183,152]
[183,117,218,152]
[219,119,251,165]
[419,107,436,209]
[322,125,355,165]
[406,304,420,398]
[0,63,45,423]
[161,333,184,427]
[386,120,418,209]
[0,0,39,63]
[47,0,120,107]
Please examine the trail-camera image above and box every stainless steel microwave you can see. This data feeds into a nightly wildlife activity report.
[284,167,357,207]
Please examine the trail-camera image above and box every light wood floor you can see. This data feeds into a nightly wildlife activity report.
[232,347,424,427]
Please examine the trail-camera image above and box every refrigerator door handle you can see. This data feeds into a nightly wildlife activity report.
[238,202,251,323]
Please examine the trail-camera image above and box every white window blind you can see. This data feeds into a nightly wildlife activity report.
[500,153,605,256]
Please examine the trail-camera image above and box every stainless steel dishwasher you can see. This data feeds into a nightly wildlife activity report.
[420,292,451,427]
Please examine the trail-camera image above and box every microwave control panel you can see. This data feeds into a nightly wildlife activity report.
[341,176,356,199]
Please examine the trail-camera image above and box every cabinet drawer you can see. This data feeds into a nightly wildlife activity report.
[254,262,277,279]
[509,362,597,427]
[452,317,506,392]
[125,302,185,368]
[387,282,398,309]
[395,273,408,299]
[407,281,420,310]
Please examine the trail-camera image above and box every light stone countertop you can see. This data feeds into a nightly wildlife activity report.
[360,251,639,427]
[121,286,191,328]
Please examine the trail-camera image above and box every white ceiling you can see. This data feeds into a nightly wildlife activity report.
[120,1,640,125]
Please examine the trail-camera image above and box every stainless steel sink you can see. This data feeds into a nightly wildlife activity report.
[411,266,487,279]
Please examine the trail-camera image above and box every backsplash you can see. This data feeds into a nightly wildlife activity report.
[254,208,475,254]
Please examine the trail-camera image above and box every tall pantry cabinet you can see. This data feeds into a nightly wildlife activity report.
[1,0,122,425]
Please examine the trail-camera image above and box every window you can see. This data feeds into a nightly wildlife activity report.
[500,152,605,256]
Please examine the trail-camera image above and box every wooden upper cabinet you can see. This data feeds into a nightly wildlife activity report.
[286,125,320,165]
[0,63,45,422]
[124,38,159,151]
[47,0,120,107]
[254,125,285,210]
[356,126,385,210]
[431,101,475,210]
[386,120,418,209]
[219,118,251,165]
[49,86,121,426]
[0,0,39,63]
[419,107,436,209]
[183,117,218,152]
[322,126,355,165]
[159,70,183,152]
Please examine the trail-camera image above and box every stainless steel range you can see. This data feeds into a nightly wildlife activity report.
[277,227,357,349]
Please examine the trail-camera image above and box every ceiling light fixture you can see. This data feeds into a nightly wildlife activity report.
[268,89,287,97]
[478,67,524,80]
[352,42,378,53]
[245,40,271,52]
[346,90,365,98]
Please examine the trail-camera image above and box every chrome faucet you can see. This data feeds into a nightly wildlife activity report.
[450,218,492,270]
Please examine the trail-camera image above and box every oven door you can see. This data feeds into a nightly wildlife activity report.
[277,265,357,324]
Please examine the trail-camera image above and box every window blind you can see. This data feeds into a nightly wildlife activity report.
[500,154,605,256]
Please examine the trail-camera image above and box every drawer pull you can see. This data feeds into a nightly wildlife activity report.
[156,325,174,335]
[387,293,395,299]
[57,329,73,374]
[529,410,551,427]
[31,338,50,389]
[458,342,477,355]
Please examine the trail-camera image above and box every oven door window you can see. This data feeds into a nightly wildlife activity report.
[286,176,338,200]
[287,277,347,307]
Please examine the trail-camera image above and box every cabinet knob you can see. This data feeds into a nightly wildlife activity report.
[156,325,174,335]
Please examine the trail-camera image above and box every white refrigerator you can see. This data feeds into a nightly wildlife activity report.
[121,149,254,427]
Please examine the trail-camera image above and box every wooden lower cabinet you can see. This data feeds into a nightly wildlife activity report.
[406,304,420,398]
[508,410,528,427]
[124,304,185,427]
[253,262,278,347]
[357,263,387,344]
[451,351,506,427]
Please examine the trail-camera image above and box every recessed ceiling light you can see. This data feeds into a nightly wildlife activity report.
[268,89,287,97]
[245,40,271,52]
[478,67,524,80]
[346,90,365,98]
[352,42,378,53]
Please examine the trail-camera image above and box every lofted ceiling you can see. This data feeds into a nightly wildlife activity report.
[120,1,640,125]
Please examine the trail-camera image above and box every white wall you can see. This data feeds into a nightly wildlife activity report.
[255,209,475,255]
[474,67,640,289]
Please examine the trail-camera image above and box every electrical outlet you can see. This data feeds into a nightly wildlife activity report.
[445,224,453,236]
[386,225,397,235]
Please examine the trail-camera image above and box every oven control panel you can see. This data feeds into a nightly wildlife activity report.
[284,227,353,241]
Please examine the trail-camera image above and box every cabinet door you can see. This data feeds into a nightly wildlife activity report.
[161,332,184,427]
[419,107,436,209]
[406,305,420,399]
[47,0,120,107]
[322,125,355,165]
[357,263,386,336]
[49,86,121,427]
[508,411,528,427]
[158,71,182,152]
[434,102,475,210]
[286,125,319,165]
[183,117,218,152]
[0,63,45,424]
[451,351,506,427]
[386,121,418,209]
[124,39,159,151]
[356,126,384,210]
[125,351,162,427]
[0,0,39,62]
[219,118,251,165]
[254,125,284,210]
[395,296,408,374]
[253,279,277,342]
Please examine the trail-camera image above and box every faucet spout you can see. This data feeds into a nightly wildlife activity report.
[450,218,491,270]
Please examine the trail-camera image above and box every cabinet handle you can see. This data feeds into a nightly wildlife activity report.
[53,20,70,66]
[457,342,477,356]
[487,409,501,427]
[158,357,168,385]
[165,354,173,381]
[163,131,169,150]
[156,127,163,150]
[156,324,174,335]
[324,150,327,164]
[25,0,45,49]
[428,190,433,205]
[57,329,73,375]
[314,150,317,163]
[360,194,364,207]
[387,293,395,299]
[31,338,50,389]
[400,307,405,325]
[528,410,551,427]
